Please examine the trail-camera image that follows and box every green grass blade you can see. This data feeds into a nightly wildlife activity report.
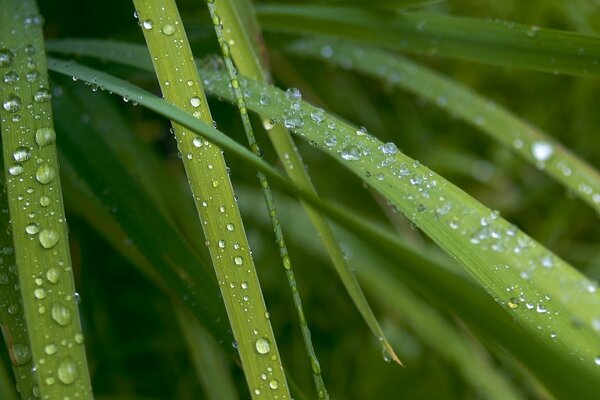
[46,56,600,397]
[206,1,331,397]
[286,38,600,214]
[0,1,93,398]
[0,173,35,398]
[256,4,600,78]
[131,1,290,397]
[213,0,400,370]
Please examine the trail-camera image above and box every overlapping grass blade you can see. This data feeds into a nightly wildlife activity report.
[256,4,600,78]
[286,38,600,213]
[131,1,290,397]
[45,56,600,397]
[206,1,331,397]
[0,1,92,398]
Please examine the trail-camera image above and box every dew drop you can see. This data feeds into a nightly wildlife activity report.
[35,127,56,147]
[46,268,60,284]
[8,163,24,176]
[241,281,248,290]
[2,71,18,84]
[324,135,337,148]
[33,88,51,103]
[74,333,84,344]
[12,344,31,366]
[39,229,59,249]
[532,141,553,162]
[44,343,57,355]
[269,379,279,390]
[34,288,46,299]
[507,298,519,309]
[3,94,21,112]
[226,223,235,232]
[341,145,361,161]
[0,49,15,68]
[218,240,225,249]
[25,222,40,235]
[13,146,31,162]
[35,163,56,184]
[595,356,600,366]
[162,24,175,35]
[285,88,301,102]
[142,19,153,30]
[190,97,201,107]
[310,108,325,124]
[255,337,271,354]
[234,256,244,266]
[381,142,398,155]
[51,303,72,326]
[192,137,203,147]
[57,357,78,385]
[39,195,51,207]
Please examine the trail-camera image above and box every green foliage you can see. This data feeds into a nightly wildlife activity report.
[1,0,599,399]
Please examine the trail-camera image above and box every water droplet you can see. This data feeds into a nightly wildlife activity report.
[234,256,243,265]
[3,71,18,84]
[34,288,46,299]
[324,135,337,147]
[381,142,398,155]
[255,337,271,354]
[26,69,40,82]
[35,127,56,147]
[532,141,553,162]
[0,49,15,68]
[3,94,21,112]
[8,163,24,176]
[595,356,600,366]
[57,357,78,385]
[310,108,325,124]
[507,298,519,309]
[12,344,31,365]
[162,24,175,35]
[218,240,226,248]
[13,146,31,162]
[39,229,59,249]
[36,163,56,184]
[74,333,84,344]
[190,97,201,107]
[285,88,301,102]
[39,195,51,207]
[269,379,279,390]
[341,145,361,161]
[44,343,57,355]
[51,303,72,326]
[46,268,60,284]
[226,223,235,232]
[282,255,291,270]
[33,88,51,103]
[192,137,203,148]
[241,281,248,289]
[25,222,40,235]
[142,19,153,30]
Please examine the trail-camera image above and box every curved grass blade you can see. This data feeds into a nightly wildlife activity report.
[212,0,400,370]
[0,173,34,398]
[45,56,600,396]
[206,2,331,397]
[256,4,600,78]
[286,38,600,214]
[0,1,92,397]
[131,1,290,397]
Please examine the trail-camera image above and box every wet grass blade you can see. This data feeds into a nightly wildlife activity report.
[256,4,600,78]
[0,172,34,398]
[212,0,400,370]
[131,1,290,397]
[45,56,600,396]
[286,38,600,214]
[206,1,331,397]
[0,1,93,398]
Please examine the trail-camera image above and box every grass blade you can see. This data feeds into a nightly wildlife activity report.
[256,4,600,78]
[212,0,401,370]
[0,1,93,398]
[45,56,600,396]
[130,1,290,397]
[205,1,331,397]
[286,38,600,214]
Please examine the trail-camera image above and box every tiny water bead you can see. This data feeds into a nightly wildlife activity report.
[3,94,21,112]
[269,379,279,390]
[12,344,31,366]
[255,337,271,354]
[226,223,235,232]
[381,142,398,155]
[46,268,60,284]
[38,229,59,249]
[39,195,51,207]
[8,163,24,176]
[531,141,554,162]
[142,19,153,30]
[34,288,46,299]
[341,145,361,161]
[44,343,57,355]
[13,146,31,162]
[33,88,51,103]
[0,48,15,67]
[190,96,201,107]
[25,222,40,235]
[234,256,244,265]
[162,23,175,35]
[51,303,72,326]
[2,71,18,84]
[35,127,56,146]
[36,163,56,184]
[285,87,301,102]
[57,357,78,385]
